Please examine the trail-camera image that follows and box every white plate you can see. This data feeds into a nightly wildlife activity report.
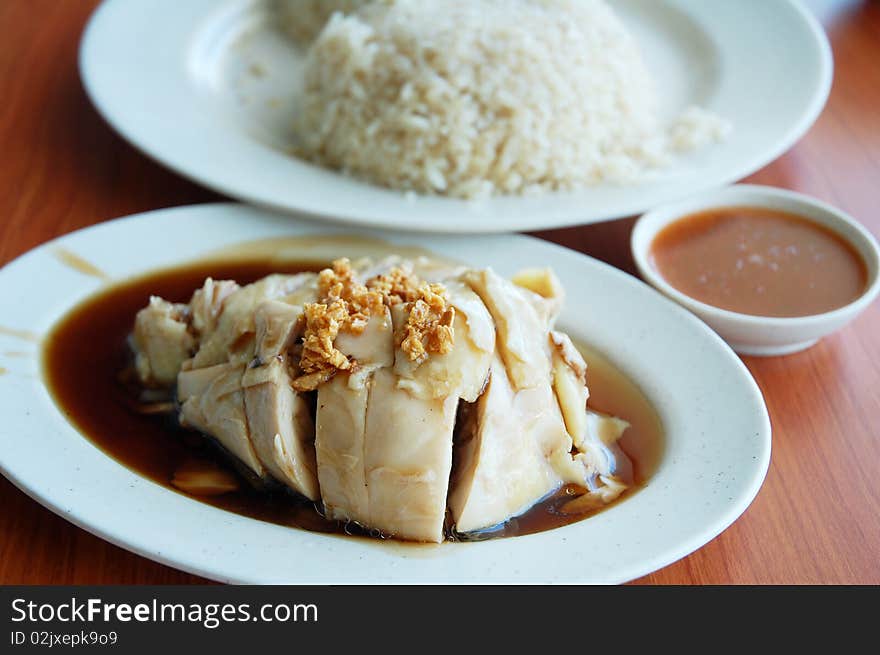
[79,0,832,233]
[0,203,770,583]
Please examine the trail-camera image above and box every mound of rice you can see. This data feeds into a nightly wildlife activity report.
[275,0,368,45]
[292,0,729,199]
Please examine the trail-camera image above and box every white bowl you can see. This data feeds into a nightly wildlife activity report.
[631,184,880,356]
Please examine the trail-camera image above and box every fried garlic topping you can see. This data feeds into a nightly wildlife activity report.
[293,300,353,392]
[315,258,385,333]
[366,266,421,305]
[293,258,454,390]
[399,283,455,363]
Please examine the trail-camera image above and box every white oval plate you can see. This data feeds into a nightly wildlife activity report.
[79,0,832,233]
[0,203,770,583]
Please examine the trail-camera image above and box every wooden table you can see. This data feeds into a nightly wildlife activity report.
[1,0,877,585]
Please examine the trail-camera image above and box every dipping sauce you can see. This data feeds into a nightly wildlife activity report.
[650,206,868,317]
[42,256,663,543]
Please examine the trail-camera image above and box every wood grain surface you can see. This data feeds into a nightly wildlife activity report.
[1,0,877,585]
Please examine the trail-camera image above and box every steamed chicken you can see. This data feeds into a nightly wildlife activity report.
[131,257,631,542]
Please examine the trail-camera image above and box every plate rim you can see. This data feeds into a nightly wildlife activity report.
[0,202,771,583]
[77,0,833,234]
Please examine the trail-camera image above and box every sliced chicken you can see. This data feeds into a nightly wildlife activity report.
[450,273,609,533]
[575,411,632,483]
[243,359,318,499]
[313,260,493,540]
[178,276,323,493]
[348,255,405,281]
[315,306,395,525]
[550,331,591,444]
[191,273,314,368]
[314,373,370,523]
[449,354,565,533]
[464,268,551,389]
[189,278,240,339]
[356,283,494,542]
[242,300,320,499]
[333,305,394,364]
[177,362,263,477]
[278,274,320,309]
[129,255,636,543]
[251,299,302,365]
[550,330,632,506]
[392,280,493,402]
[511,267,565,327]
[411,256,469,283]
[132,297,195,387]
[363,368,459,542]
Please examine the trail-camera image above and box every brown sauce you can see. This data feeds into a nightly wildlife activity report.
[53,247,111,280]
[42,258,663,542]
[0,325,40,342]
[650,206,868,317]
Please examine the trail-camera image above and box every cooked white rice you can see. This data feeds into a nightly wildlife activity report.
[292,0,730,199]
[275,0,368,45]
